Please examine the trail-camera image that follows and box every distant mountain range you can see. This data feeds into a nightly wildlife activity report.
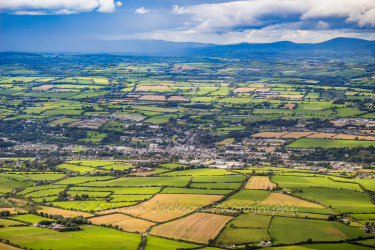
[2,37,375,59]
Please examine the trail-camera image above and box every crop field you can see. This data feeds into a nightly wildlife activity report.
[150,213,231,243]
[11,214,55,224]
[88,213,155,232]
[269,217,367,244]
[245,176,276,190]
[192,175,245,182]
[126,194,223,222]
[25,173,66,181]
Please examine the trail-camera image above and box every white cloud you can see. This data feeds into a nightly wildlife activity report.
[172,0,375,32]
[13,11,47,15]
[2,0,121,14]
[116,1,122,8]
[134,7,150,14]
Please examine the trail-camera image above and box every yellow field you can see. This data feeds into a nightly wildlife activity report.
[39,206,91,218]
[167,96,189,101]
[307,133,337,139]
[150,213,231,243]
[233,87,255,93]
[278,95,304,99]
[255,88,271,92]
[257,193,324,208]
[32,84,53,90]
[252,132,288,138]
[88,213,155,232]
[332,134,375,141]
[125,194,223,222]
[245,176,276,190]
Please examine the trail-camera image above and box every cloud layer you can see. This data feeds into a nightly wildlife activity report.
[128,0,375,44]
[2,0,122,14]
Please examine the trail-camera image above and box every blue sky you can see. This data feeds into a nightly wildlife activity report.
[1,0,375,51]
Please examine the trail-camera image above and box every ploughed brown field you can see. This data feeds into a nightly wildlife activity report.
[167,96,190,102]
[150,213,231,243]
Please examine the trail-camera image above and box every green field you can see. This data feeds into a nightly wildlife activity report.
[287,138,375,148]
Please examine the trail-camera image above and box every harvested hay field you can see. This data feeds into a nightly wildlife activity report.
[307,133,337,139]
[138,95,166,101]
[32,84,53,90]
[136,86,171,91]
[38,206,91,218]
[332,134,375,141]
[89,213,155,232]
[126,194,223,222]
[255,88,271,92]
[150,213,231,243]
[0,242,21,250]
[245,176,276,190]
[325,227,346,238]
[280,132,314,139]
[233,88,255,93]
[281,104,296,110]
[0,208,18,214]
[167,96,190,102]
[279,95,304,99]
[258,193,323,208]
[252,132,288,138]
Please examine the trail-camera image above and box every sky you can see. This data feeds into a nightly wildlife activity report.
[1,0,375,51]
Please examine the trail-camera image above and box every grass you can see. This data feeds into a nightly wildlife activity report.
[216,228,269,245]
[161,168,235,176]
[11,214,55,224]
[222,190,270,207]
[55,163,95,173]
[56,176,114,184]
[193,175,246,182]
[161,187,232,195]
[0,225,141,250]
[295,187,375,213]
[190,183,242,190]
[287,138,375,148]
[145,236,198,250]
[271,176,362,191]
[25,173,66,181]
[24,187,66,198]
[269,217,367,244]
[0,177,35,196]
[81,176,191,187]
[48,118,79,125]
